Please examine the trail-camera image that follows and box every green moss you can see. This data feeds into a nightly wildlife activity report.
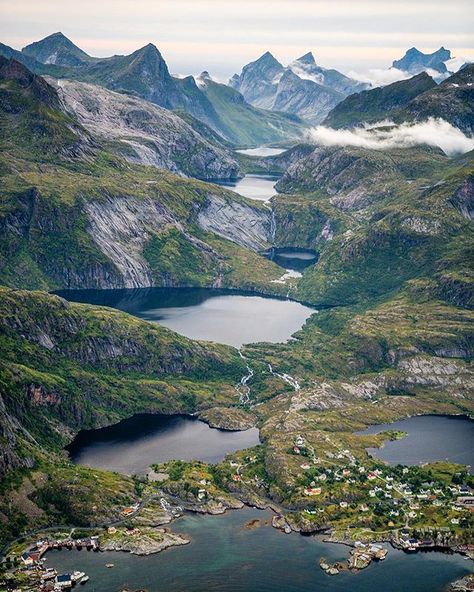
[144,227,216,286]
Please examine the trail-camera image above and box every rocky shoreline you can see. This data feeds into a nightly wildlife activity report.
[101,528,190,556]
[198,406,257,431]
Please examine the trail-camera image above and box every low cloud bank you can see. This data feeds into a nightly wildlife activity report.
[348,67,411,87]
[308,119,474,156]
[348,58,473,88]
[445,56,473,73]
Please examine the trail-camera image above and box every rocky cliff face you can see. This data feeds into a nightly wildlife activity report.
[272,69,342,124]
[276,145,399,202]
[197,194,272,251]
[54,79,240,180]
[82,191,273,288]
[229,51,284,109]
[449,176,474,220]
[0,184,274,291]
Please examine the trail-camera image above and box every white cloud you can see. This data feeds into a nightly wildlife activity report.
[445,55,473,72]
[289,62,324,84]
[348,67,411,87]
[308,118,474,155]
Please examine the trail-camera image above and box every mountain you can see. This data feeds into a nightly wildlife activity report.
[289,52,367,95]
[392,46,451,74]
[271,68,343,124]
[323,72,437,128]
[53,78,241,179]
[76,47,303,145]
[229,51,284,109]
[324,66,474,134]
[0,41,68,76]
[230,51,367,123]
[1,48,474,557]
[399,64,474,135]
[75,43,188,109]
[1,34,304,146]
[0,57,282,292]
[22,31,95,67]
[273,141,473,306]
[0,56,93,159]
[194,71,304,145]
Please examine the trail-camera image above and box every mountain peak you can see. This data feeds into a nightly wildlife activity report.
[47,32,68,40]
[255,51,281,68]
[136,43,161,57]
[22,32,90,66]
[406,47,423,56]
[127,43,170,82]
[392,46,451,74]
[196,70,213,89]
[296,52,316,65]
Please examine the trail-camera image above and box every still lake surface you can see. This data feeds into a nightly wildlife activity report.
[56,287,315,348]
[235,147,286,157]
[214,173,280,201]
[45,506,472,592]
[359,415,474,471]
[67,414,260,475]
[264,247,318,272]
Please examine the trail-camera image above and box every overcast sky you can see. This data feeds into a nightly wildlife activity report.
[1,0,473,80]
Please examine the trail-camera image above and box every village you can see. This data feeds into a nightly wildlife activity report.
[4,535,98,590]
[1,431,473,589]
[220,432,474,572]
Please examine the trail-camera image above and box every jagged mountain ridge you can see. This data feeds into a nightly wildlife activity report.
[194,71,304,145]
[230,51,367,123]
[392,46,451,74]
[0,34,304,146]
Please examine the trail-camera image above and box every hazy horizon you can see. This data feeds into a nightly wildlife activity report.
[1,0,473,81]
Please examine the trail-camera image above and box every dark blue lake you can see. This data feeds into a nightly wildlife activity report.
[67,413,260,475]
[358,415,474,471]
[56,287,314,348]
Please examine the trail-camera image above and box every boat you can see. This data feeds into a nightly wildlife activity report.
[80,575,89,584]
[72,571,86,582]
[105,563,114,568]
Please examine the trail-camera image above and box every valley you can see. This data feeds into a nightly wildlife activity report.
[0,30,473,592]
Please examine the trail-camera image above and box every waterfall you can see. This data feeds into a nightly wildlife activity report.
[235,349,254,405]
[270,208,276,242]
[268,363,301,391]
